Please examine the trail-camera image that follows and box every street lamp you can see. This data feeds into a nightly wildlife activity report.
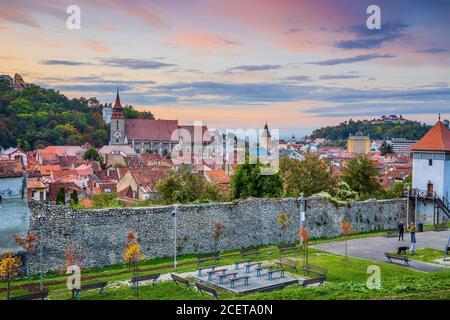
[171,204,178,270]
[37,211,46,291]
[298,193,305,230]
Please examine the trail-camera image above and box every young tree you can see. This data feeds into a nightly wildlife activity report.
[70,190,79,205]
[341,219,353,261]
[299,227,309,266]
[14,232,38,276]
[277,212,292,244]
[281,152,336,197]
[56,187,66,205]
[342,156,382,199]
[123,231,144,298]
[83,147,103,162]
[212,223,225,256]
[231,163,284,199]
[0,252,22,299]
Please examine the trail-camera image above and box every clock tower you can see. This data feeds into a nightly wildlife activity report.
[110,89,125,145]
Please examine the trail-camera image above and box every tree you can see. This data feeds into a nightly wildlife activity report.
[277,212,292,244]
[0,252,22,299]
[212,223,225,256]
[56,187,66,205]
[380,141,393,155]
[70,190,79,205]
[299,227,309,266]
[342,156,382,199]
[14,232,38,276]
[91,192,122,208]
[231,163,284,199]
[123,231,144,298]
[281,152,336,197]
[341,219,353,261]
[83,147,103,163]
[156,166,222,204]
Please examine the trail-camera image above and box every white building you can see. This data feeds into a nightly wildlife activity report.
[388,138,417,155]
[410,120,450,224]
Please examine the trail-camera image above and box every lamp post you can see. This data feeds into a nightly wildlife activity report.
[298,193,305,230]
[171,205,178,270]
[37,211,46,291]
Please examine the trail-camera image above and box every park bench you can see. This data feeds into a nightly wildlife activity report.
[276,259,298,272]
[240,249,261,258]
[197,256,221,265]
[245,261,262,273]
[171,274,193,291]
[267,268,285,280]
[230,276,250,289]
[385,252,410,266]
[278,243,300,253]
[72,281,107,300]
[258,283,287,292]
[197,265,216,277]
[9,288,49,300]
[207,268,228,281]
[218,272,238,284]
[130,273,159,289]
[302,263,328,276]
[256,265,273,277]
[300,276,326,288]
[195,282,219,300]
[234,259,251,270]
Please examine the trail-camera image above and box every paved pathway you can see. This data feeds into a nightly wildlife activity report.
[311,231,450,272]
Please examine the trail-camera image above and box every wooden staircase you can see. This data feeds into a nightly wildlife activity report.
[404,189,450,225]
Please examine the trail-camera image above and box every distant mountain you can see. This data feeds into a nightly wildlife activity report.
[310,118,432,141]
[0,77,152,150]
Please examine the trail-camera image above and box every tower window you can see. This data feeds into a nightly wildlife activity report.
[116,121,119,130]
[116,139,119,143]
[429,159,433,166]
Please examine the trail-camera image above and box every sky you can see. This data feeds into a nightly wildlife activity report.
[1,0,449,137]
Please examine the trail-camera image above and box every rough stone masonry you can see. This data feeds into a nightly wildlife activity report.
[26,197,406,274]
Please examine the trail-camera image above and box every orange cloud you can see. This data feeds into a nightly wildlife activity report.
[84,40,110,54]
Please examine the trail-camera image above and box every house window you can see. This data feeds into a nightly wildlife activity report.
[429,159,433,166]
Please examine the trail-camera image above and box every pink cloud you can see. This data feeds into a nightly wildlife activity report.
[84,40,110,54]
[168,29,242,50]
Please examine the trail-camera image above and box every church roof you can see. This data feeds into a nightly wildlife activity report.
[411,121,450,152]
[125,119,179,142]
[113,90,123,109]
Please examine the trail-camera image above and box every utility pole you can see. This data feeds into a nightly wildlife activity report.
[171,205,178,270]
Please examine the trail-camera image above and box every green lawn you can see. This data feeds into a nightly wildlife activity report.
[2,231,450,300]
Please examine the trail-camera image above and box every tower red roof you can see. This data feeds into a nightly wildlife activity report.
[411,121,450,152]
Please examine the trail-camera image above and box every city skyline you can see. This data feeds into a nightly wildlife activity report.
[1,0,449,136]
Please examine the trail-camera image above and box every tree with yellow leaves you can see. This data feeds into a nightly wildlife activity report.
[123,230,145,298]
[0,252,22,299]
[277,212,292,244]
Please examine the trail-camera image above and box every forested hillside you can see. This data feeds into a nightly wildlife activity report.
[311,119,432,141]
[0,81,153,150]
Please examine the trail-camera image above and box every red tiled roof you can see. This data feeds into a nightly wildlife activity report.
[411,121,450,152]
[0,160,24,178]
[125,119,179,141]
[178,125,212,143]
[128,168,167,193]
[206,170,231,184]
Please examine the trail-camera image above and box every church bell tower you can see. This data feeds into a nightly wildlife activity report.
[110,89,125,145]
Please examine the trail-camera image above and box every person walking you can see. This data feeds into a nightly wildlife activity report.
[409,222,416,254]
[397,219,405,241]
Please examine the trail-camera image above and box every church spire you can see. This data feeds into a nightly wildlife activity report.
[113,88,123,109]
